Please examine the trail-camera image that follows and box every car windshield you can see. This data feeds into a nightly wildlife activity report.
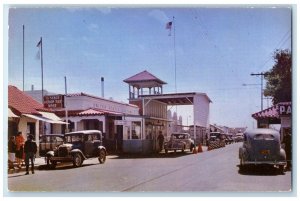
[65,134,83,143]
[254,134,275,140]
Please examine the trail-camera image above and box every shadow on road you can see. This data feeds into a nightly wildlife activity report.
[109,151,195,159]
[237,165,286,176]
[38,163,97,171]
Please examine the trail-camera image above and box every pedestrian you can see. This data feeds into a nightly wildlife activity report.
[8,136,16,170]
[157,131,164,152]
[15,131,25,169]
[24,134,37,175]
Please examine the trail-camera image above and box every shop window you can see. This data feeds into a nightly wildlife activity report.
[131,121,141,139]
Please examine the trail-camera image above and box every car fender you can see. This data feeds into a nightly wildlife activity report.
[98,145,107,153]
[279,148,286,161]
[46,150,55,157]
[239,147,245,159]
[70,149,87,160]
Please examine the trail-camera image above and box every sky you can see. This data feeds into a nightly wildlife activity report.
[6,5,292,129]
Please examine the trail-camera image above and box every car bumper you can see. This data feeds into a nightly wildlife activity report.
[50,156,73,162]
[243,161,287,166]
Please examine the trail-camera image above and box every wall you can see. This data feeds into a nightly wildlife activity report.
[65,96,139,115]
[194,94,210,128]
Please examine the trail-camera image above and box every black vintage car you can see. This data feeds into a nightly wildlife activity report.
[46,130,107,168]
[39,134,64,157]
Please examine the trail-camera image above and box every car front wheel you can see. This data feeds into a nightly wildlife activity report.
[73,153,83,167]
[47,156,57,169]
[98,149,106,164]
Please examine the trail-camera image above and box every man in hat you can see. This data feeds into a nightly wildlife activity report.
[24,134,37,175]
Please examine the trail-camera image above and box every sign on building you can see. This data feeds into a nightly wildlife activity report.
[278,104,292,116]
[44,95,65,108]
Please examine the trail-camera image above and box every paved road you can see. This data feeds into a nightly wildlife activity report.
[7,143,292,193]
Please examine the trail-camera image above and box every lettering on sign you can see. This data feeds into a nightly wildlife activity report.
[278,104,292,116]
[44,95,65,108]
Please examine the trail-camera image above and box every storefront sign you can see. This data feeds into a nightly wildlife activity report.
[44,95,64,108]
[115,120,131,126]
[278,104,292,116]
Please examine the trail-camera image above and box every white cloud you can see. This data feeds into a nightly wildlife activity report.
[148,9,169,24]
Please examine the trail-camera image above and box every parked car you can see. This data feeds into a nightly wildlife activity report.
[39,134,64,157]
[164,133,195,153]
[46,130,107,168]
[239,128,286,173]
[208,132,226,148]
[234,133,244,142]
[224,134,234,144]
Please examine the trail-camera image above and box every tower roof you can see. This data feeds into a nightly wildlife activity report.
[123,70,167,86]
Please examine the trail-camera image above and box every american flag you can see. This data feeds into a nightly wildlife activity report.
[166,21,172,30]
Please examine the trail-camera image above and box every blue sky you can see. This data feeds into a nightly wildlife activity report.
[7,6,292,128]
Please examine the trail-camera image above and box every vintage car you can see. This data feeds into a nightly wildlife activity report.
[208,132,226,148]
[164,133,195,153]
[39,134,64,157]
[239,128,286,173]
[234,133,244,142]
[224,134,234,145]
[46,130,107,168]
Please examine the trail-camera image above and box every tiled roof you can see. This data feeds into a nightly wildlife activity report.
[251,102,291,120]
[8,85,49,116]
[55,108,122,117]
[123,70,167,84]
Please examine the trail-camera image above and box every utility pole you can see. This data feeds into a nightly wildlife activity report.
[250,72,268,111]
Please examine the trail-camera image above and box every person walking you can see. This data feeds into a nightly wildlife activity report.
[15,131,25,169]
[24,134,37,175]
[157,131,165,152]
[8,136,16,170]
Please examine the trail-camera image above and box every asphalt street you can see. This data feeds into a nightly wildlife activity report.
[6,143,292,194]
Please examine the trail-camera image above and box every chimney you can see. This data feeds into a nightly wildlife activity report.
[101,77,104,98]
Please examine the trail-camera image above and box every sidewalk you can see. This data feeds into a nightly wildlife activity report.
[8,157,46,174]
[8,146,208,174]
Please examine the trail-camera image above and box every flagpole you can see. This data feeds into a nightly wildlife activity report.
[173,16,177,93]
[64,76,69,133]
[40,37,44,104]
[23,24,25,91]
[22,25,25,91]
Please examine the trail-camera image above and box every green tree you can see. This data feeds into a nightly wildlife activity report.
[264,49,292,104]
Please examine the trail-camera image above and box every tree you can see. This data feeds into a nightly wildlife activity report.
[264,49,292,104]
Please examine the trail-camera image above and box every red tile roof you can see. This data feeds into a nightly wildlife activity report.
[123,70,167,84]
[8,85,49,116]
[55,108,122,117]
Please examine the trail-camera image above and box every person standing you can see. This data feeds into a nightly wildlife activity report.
[8,136,16,170]
[15,131,25,169]
[24,134,37,175]
[157,131,165,152]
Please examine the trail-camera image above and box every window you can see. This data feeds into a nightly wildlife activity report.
[131,122,141,139]
[254,134,275,140]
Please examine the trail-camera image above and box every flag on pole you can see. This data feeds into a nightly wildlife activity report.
[37,38,42,47]
[36,38,41,59]
[166,21,172,36]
